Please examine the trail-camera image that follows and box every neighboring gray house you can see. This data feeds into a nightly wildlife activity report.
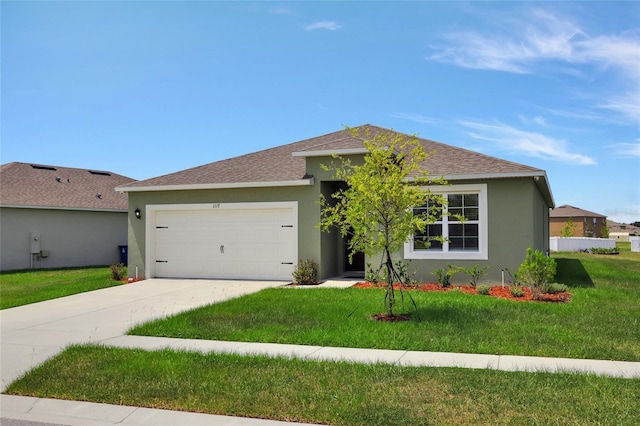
[0,162,135,271]
[116,125,554,284]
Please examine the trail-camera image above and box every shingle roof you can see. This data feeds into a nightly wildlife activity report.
[550,205,606,218]
[1,162,135,210]
[118,125,545,191]
[608,220,640,234]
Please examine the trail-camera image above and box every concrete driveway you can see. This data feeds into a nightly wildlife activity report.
[0,278,285,392]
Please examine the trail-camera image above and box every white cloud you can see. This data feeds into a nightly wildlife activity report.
[428,8,640,123]
[428,9,640,75]
[460,120,596,165]
[597,91,640,123]
[304,21,342,31]
[390,112,438,124]
[611,140,640,157]
[518,115,548,127]
[428,9,586,74]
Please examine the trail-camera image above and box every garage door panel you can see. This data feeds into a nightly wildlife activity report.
[152,205,296,280]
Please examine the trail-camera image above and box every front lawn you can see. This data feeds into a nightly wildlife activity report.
[6,345,638,426]
[0,266,124,309]
[129,251,639,361]
[5,249,639,425]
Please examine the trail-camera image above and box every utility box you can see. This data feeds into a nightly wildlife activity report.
[30,232,41,254]
[630,236,640,253]
[118,245,128,266]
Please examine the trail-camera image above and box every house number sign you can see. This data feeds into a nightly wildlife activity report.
[212,203,221,208]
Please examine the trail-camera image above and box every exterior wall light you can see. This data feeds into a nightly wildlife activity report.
[134,208,141,219]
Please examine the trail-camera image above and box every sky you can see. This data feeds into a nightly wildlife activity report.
[2,1,639,224]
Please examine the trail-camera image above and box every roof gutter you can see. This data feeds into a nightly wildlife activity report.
[116,177,315,193]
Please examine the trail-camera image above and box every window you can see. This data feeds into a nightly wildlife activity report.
[405,184,487,260]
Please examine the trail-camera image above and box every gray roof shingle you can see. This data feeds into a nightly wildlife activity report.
[118,125,545,191]
[1,162,135,210]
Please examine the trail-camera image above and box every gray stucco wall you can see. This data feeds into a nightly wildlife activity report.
[126,158,551,285]
[126,185,323,280]
[0,207,128,271]
[398,177,551,284]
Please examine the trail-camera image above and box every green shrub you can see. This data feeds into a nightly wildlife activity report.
[432,265,457,288]
[515,248,556,289]
[394,260,418,286]
[509,286,524,297]
[460,264,490,287]
[292,259,319,285]
[109,263,126,281]
[544,283,569,294]
[365,263,383,284]
[589,247,619,255]
[477,285,490,295]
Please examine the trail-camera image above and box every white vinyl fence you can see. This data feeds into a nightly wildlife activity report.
[549,237,616,252]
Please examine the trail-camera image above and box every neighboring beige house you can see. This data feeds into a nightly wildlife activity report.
[0,162,135,271]
[116,124,554,284]
[608,220,640,242]
[549,205,607,238]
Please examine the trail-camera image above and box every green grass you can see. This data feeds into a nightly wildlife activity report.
[6,345,639,426]
[5,247,639,424]
[0,266,124,309]
[129,250,640,361]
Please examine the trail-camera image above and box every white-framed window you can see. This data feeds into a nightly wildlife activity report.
[404,184,488,260]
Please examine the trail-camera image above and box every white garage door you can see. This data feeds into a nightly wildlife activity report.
[151,203,296,280]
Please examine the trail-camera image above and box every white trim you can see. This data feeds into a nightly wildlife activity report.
[435,171,544,181]
[145,201,298,279]
[291,148,369,157]
[116,178,314,193]
[404,184,488,261]
[0,204,127,213]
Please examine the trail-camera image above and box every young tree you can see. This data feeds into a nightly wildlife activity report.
[560,217,576,237]
[601,219,610,238]
[319,127,444,317]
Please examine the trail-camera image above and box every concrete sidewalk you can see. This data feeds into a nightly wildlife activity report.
[102,335,640,378]
[0,394,316,426]
[1,278,639,426]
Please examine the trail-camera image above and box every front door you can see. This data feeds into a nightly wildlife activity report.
[344,230,365,276]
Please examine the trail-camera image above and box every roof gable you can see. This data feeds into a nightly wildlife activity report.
[118,125,546,192]
[0,162,135,210]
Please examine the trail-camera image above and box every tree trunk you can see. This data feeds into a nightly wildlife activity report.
[384,248,395,317]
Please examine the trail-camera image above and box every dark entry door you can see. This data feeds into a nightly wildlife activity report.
[344,230,365,274]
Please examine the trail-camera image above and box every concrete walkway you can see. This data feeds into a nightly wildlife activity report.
[1,278,639,426]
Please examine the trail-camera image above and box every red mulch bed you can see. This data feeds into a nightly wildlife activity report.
[122,278,145,284]
[352,282,571,303]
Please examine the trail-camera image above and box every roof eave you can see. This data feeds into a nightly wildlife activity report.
[116,177,315,193]
[1,204,128,213]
